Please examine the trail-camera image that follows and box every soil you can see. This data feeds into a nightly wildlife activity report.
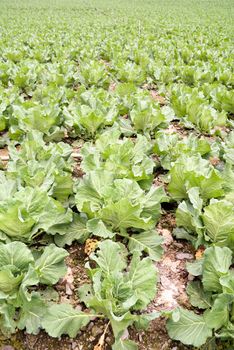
[150,90,167,105]
[0,148,8,170]
[155,212,194,312]
[0,148,8,159]
[0,147,9,167]
[164,121,190,138]
[128,211,195,350]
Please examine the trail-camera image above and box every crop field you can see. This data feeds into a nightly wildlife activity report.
[0,0,233,349]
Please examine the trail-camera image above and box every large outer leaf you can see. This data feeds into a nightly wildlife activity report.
[18,295,47,334]
[176,200,203,233]
[128,230,163,261]
[204,294,233,330]
[187,187,203,211]
[134,312,161,330]
[141,186,168,220]
[200,170,224,201]
[0,242,34,271]
[216,322,234,339]
[75,170,114,215]
[86,218,115,238]
[19,265,40,302]
[0,172,17,201]
[110,179,143,202]
[0,303,16,335]
[91,240,127,275]
[100,198,153,231]
[52,213,90,247]
[0,269,23,293]
[186,259,203,276]
[41,303,94,337]
[128,253,157,310]
[167,159,195,200]
[220,270,234,293]
[186,281,212,309]
[35,244,68,285]
[109,310,136,339]
[166,308,212,347]
[202,246,232,292]
[52,174,73,202]
[202,200,234,245]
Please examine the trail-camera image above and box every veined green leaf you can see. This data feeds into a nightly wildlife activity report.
[128,230,163,261]
[18,295,47,334]
[112,339,138,350]
[91,240,127,275]
[127,253,157,310]
[202,200,234,246]
[186,281,212,309]
[202,246,232,292]
[35,244,68,285]
[166,308,212,347]
[42,303,96,338]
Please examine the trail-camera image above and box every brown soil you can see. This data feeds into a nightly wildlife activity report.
[150,90,167,105]
[128,212,194,350]
[0,148,8,158]
[0,148,9,167]
[164,121,190,138]
[155,213,194,312]
[0,148,9,169]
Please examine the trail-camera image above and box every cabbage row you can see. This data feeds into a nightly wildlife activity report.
[0,0,233,349]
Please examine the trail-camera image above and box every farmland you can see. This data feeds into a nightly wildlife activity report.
[0,0,233,349]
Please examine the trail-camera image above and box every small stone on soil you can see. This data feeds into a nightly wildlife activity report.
[158,229,173,246]
[91,325,103,337]
[176,252,194,260]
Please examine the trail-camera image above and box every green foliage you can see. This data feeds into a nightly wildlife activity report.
[154,132,211,170]
[0,242,67,335]
[167,307,212,347]
[168,155,224,201]
[64,89,118,136]
[75,170,167,240]
[42,303,95,338]
[170,86,228,133]
[0,173,72,242]
[7,131,74,203]
[129,98,170,133]
[167,246,234,346]
[81,127,155,183]
[78,240,160,347]
[175,197,234,249]
[0,0,233,347]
